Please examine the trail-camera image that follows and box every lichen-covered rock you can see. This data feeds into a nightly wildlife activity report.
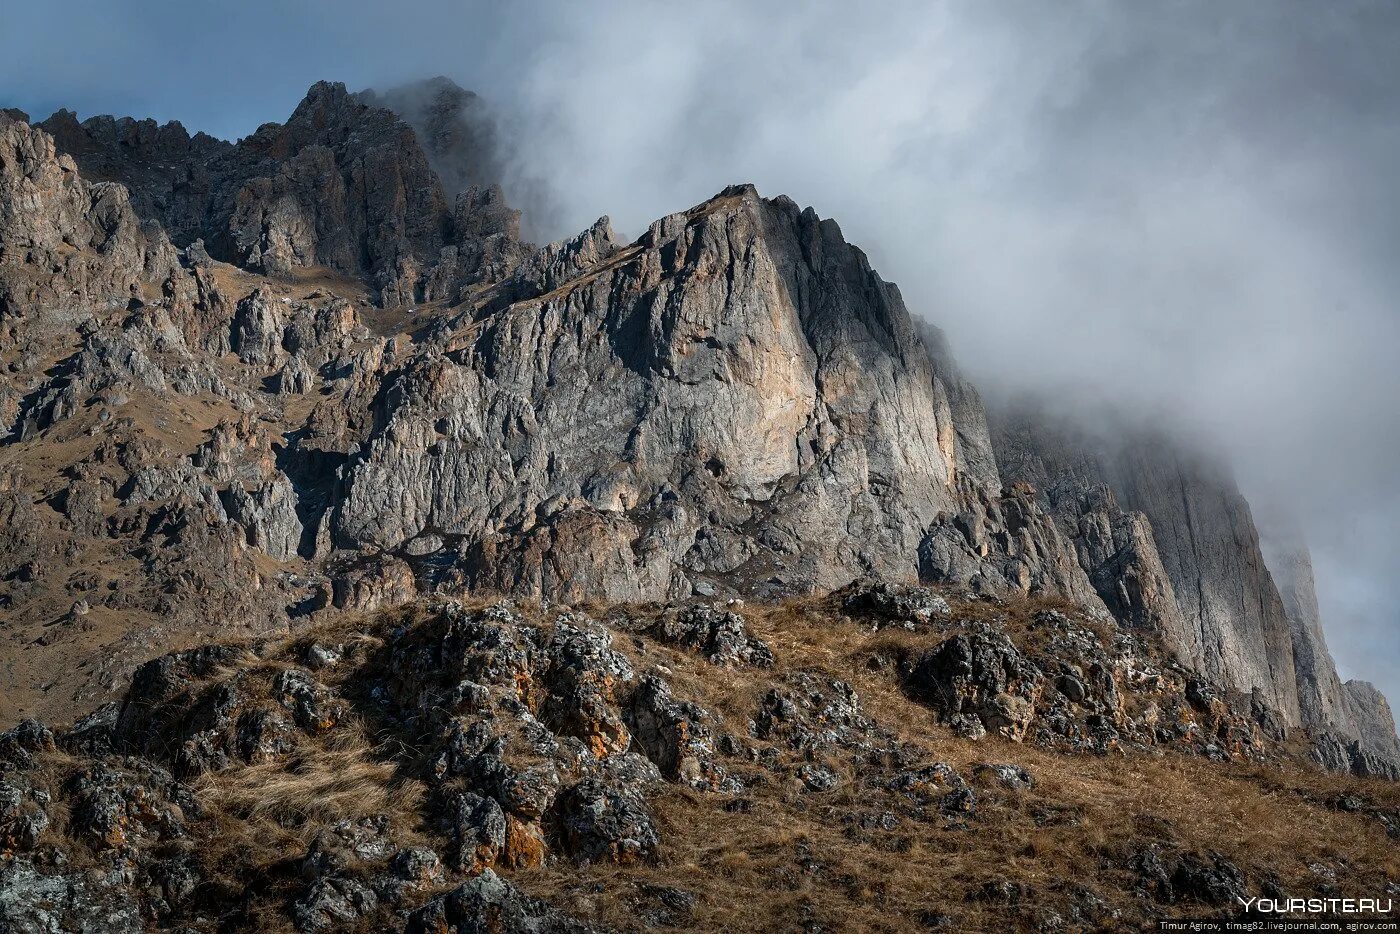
[539,620,634,758]
[646,605,774,667]
[292,876,379,933]
[389,603,539,712]
[114,645,244,756]
[443,790,506,872]
[501,813,547,870]
[0,719,56,767]
[839,579,951,625]
[0,859,144,934]
[887,762,967,803]
[554,778,659,865]
[626,675,728,790]
[388,846,443,892]
[1133,848,1248,907]
[906,631,1044,741]
[302,816,396,879]
[973,763,1035,790]
[405,869,597,934]
[750,672,897,766]
[272,668,345,734]
[0,777,49,851]
[797,763,841,792]
[498,763,561,821]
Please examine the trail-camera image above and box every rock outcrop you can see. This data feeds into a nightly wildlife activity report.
[358,76,505,202]
[4,588,1394,932]
[331,184,1006,602]
[1262,528,1400,761]
[1,111,185,316]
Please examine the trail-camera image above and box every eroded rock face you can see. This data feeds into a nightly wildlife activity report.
[906,631,1045,742]
[1263,525,1400,768]
[1110,438,1301,723]
[39,79,517,306]
[331,185,1000,602]
[1,112,185,316]
[359,77,507,204]
[1342,680,1400,765]
[226,81,451,302]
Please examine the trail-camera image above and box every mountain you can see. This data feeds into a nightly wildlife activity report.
[0,80,1397,931]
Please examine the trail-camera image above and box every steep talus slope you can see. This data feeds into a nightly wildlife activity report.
[0,80,1394,788]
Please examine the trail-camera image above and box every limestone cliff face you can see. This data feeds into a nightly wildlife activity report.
[992,408,1303,724]
[1342,680,1400,763]
[0,112,185,317]
[39,80,511,305]
[990,408,1189,647]
[358,76,505,201]
[1262,530,1400,767]
[1107,438,1302,724]
[37,108,232,247]
[991,401,1399,767]
[1263,532,1351,731]
[331,187,989,601]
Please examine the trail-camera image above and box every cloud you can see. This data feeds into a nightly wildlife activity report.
[3,0,1397,703]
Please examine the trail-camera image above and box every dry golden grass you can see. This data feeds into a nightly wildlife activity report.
[508,593,1400,932]
[196,733,407,829]
[10,587,1398,932]
[185,717,435,933]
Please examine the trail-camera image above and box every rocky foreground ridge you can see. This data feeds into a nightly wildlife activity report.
[1,584,1398,931]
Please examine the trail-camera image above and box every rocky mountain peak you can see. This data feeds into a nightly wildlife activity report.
[30,79,519,307]
[359,76,500,201]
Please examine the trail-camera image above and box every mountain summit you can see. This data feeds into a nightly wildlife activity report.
[0,81,1396,931]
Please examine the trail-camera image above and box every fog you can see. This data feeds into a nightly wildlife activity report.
[3,1,1397,703]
